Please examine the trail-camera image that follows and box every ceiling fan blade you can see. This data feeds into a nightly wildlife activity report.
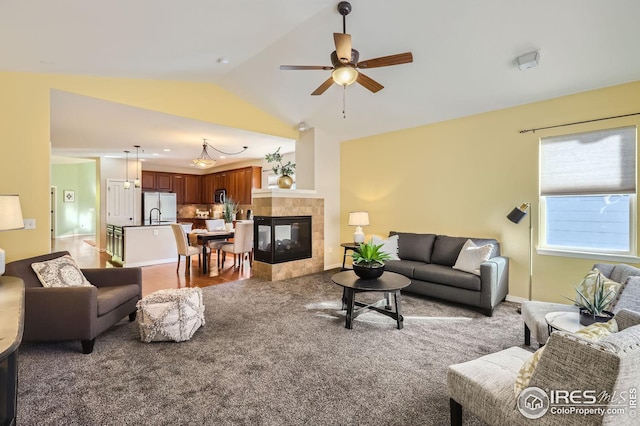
[357,52,413,69]
[280,65,333,71]
[333,33,352,63]
[356,72,384,93]
[311,77,335,96]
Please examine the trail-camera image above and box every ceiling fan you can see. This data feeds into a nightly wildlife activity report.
[280,1,413,96]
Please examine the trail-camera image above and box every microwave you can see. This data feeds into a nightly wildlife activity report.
[214,189,226,204]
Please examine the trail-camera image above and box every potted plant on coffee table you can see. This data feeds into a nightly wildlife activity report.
[565,274,616,326]
[265,147,296,189]
[351,240,392,280]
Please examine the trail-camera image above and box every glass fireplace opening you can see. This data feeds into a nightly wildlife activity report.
[254,216,312,264]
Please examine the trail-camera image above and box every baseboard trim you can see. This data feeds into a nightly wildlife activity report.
[506,295,528,304]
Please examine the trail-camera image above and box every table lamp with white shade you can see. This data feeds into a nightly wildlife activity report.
[0,194,25,275]
[348,211,369,244]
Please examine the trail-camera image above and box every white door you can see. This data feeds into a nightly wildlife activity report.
[107,179,135,225]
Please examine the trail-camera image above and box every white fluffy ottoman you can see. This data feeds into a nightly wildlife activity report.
[136,287,205,342]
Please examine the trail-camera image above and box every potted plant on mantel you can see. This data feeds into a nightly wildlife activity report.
[351,240,392,280]
[222,198,239,231]
[565,273,616,326]
[265,147,296,189]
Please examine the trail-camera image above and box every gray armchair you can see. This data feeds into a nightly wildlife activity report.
[5,251,141,354]
[448,309,640,425]
[522,263,640,346]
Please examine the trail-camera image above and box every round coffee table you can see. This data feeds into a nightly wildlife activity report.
[331,270,411,329]
[545,311,583,336]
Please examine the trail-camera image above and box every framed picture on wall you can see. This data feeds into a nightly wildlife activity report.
[63,190,75,203]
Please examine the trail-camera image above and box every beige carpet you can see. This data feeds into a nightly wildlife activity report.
[17,270,526,425]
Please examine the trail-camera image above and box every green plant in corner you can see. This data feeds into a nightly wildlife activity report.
[351,240,391,268]
[265,147,296,177]
[222,198,239,223]
[564,273,616,317]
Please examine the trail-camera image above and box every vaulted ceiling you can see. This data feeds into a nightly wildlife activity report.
[2,0,640,167]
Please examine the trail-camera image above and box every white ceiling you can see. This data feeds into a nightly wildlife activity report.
[2,0,640,168]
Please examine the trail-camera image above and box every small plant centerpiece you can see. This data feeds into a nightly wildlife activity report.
[265,147,296,189]
[351,240,392,280]
[222,198,239,231]
[565,273,616,326]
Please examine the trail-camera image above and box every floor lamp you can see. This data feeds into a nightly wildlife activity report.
[507,203,532,310]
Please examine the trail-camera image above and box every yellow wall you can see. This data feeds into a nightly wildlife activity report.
[0,72,297,261]
[341,80,640,303]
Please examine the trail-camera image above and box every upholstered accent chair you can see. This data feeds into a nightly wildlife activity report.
[522,263,640,347]
[448,309,640,425]
[5,251,142,354]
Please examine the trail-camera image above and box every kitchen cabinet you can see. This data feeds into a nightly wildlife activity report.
[141,171,156,190]
[156,173,173,192]
[172,175,185,204]
[111,225,124,264]
[201,174,215,204]
[106,224,114,255]
[184,175,201,204]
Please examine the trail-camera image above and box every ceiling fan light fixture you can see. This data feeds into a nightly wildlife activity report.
[332,65,358,86]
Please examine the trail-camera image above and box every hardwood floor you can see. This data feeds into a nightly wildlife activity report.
[52,236,252,296]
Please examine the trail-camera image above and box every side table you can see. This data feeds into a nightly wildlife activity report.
[341,242,360,270]
[545,311,583,338]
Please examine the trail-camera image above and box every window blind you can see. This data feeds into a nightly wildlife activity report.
[540,126,636,196]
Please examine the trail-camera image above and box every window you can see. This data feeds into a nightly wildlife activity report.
[539,126,637,259]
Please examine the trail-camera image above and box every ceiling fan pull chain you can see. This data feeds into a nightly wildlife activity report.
[343,86,347,119]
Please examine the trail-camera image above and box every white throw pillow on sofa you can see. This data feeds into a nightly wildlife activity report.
[371,234,400,260]
[452,239,493,276]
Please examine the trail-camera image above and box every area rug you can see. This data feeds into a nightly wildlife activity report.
[17,270,527,425]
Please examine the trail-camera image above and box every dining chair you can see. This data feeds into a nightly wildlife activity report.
[171,223,210,275]
[220,221,254,268]
[205,218,231,268]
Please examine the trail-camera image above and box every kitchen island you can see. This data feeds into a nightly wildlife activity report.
[107,223,180,267]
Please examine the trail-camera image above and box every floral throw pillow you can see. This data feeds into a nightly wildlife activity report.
[574,268,622,311]
[514,318,618,397]
[31,255,93,288]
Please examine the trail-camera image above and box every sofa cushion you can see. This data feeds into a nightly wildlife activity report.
[371,234,400,260]
[97,284,141,316]
[383,259,423,278]
[30,255,93,288]
[413,263,482,291]
[575,268,621,311]
[5,251,72,288]
[452,239,493,276]
[390,232,436,263]
[430,235,468,266]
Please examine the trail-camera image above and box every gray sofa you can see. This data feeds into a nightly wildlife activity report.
[384,232,509,316]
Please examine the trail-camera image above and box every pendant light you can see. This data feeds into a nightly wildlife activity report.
[192,139,249,168]
[134,145,141,188]
[123,150,131,189]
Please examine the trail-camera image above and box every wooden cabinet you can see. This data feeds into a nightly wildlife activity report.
[172,175,185,204]
[141,171,156,190]
[184,175,201,204]
[142,166,260,205]
[156,173,173,192]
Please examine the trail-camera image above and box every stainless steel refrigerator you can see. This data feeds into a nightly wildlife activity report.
[142,192,177,225]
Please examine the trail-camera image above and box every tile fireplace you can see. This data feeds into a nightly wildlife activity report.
[254,216,312,264]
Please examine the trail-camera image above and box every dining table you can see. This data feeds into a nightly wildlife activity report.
[191,230,234,273]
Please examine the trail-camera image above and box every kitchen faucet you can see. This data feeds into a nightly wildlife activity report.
[149,207,161,224]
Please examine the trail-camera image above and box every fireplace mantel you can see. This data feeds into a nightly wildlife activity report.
[253,188,320,198]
